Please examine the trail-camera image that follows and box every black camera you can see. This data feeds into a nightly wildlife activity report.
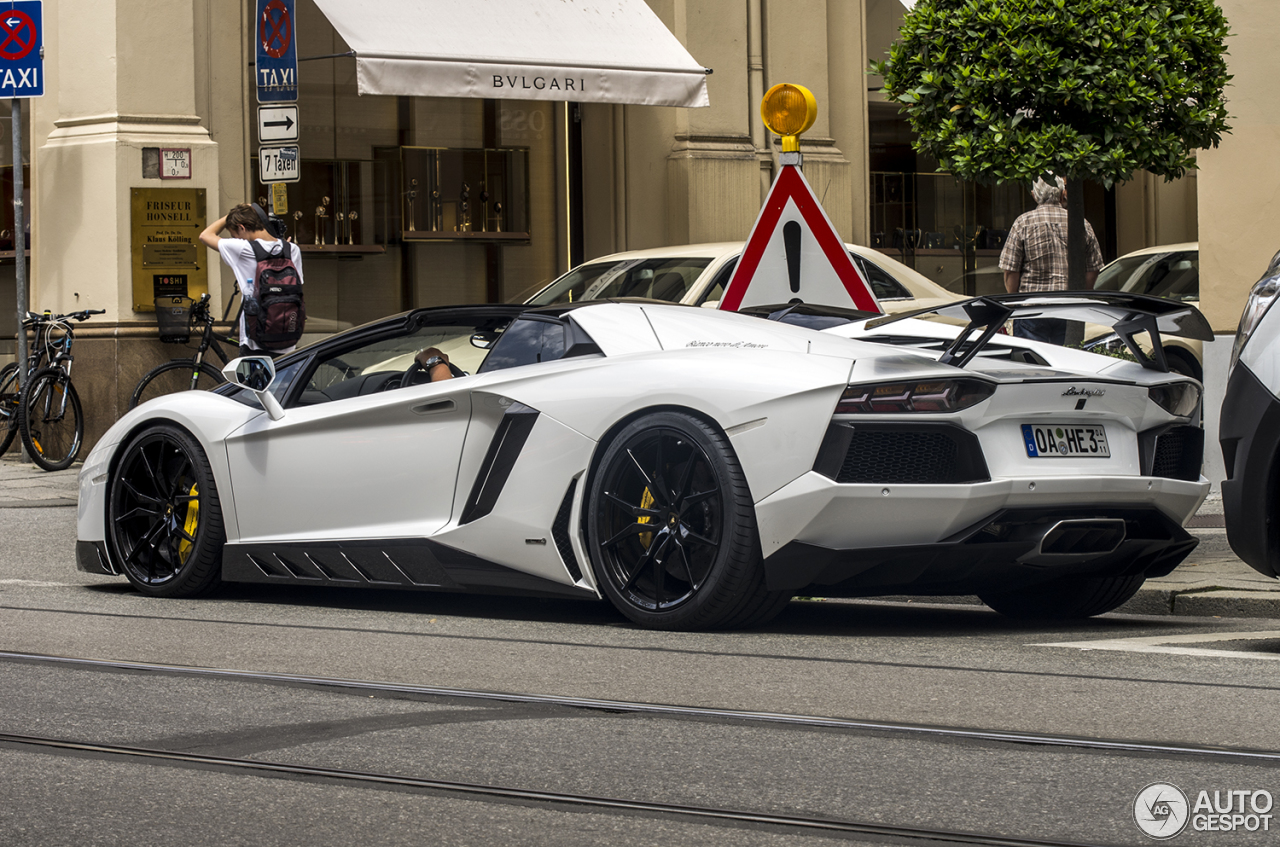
[252,202,289,240]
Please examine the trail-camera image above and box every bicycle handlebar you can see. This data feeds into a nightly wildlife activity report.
[23,308,104,325]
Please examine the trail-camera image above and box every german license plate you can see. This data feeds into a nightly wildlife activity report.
[1021,423,1110,458]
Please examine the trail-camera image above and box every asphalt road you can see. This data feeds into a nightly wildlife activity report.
[3,504,1280,846]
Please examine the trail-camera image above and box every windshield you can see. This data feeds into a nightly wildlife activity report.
[1093,250,1199,300]
[526,257,713,305]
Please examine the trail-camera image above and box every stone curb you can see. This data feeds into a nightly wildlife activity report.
[1121,586,1280,618]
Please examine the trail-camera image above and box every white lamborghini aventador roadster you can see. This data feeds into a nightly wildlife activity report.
[78,294,1211,630]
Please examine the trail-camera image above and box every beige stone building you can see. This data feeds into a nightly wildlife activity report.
[1,0,1272,488]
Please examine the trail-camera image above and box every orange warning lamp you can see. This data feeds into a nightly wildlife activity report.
[761,84,817,153]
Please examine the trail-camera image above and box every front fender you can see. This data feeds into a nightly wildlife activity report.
[77,392,266,550]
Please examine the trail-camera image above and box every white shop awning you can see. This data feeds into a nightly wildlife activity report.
[309,0,710,108]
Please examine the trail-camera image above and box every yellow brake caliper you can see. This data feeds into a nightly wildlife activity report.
[637,487,654,549]
[177,484,200,562]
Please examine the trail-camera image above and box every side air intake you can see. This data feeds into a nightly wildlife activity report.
[551,479,583,582]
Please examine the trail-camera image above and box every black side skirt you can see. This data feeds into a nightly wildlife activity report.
[221,538,596,600]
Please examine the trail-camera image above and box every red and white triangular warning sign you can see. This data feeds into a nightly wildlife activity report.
[719,165,881,313]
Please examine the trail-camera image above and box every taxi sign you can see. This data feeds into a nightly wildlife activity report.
[0,2,43,98]
[255,0,297,103]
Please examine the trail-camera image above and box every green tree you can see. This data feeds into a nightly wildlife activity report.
[873,0,1231,288]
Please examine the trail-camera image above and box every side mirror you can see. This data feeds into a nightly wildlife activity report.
[229,356,275,391]
[222,356,286,421]
[470,332,496,349]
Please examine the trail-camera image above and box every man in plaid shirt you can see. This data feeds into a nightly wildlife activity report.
[998,176,1104,344]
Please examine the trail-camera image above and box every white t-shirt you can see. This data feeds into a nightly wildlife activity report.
[217,237,305,353]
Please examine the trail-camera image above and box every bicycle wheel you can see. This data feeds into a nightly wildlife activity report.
[130,360,226,410]
[18,366,83,471]
[0,362,19,457]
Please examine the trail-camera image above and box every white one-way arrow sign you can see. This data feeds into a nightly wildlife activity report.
[257,105,299,144]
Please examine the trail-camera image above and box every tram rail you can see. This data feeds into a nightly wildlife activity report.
[3,650,1278,766]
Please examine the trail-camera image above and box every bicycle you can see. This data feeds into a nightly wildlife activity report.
[130,292,241,410]
[0,308,104,471]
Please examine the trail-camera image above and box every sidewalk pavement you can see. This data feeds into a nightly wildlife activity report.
[3,452,1278,618]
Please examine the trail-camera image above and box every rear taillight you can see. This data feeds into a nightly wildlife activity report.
[836,378,996,414]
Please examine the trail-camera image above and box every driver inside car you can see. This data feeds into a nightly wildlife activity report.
[410,347,454,383]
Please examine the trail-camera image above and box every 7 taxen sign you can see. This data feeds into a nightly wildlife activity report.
[0,2,43,98]
[259,145,300,183]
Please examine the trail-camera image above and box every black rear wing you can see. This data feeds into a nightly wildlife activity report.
[862,292,1213,372]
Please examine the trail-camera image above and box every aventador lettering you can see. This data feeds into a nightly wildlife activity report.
[492,75,584,93]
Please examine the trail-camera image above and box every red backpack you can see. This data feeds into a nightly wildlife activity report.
[245,240,305,350]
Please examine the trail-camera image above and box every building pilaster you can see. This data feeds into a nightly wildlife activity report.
[33,0,219,448]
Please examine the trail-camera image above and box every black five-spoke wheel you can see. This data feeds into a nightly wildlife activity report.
[588,411,790,630]
[108,424,224,597]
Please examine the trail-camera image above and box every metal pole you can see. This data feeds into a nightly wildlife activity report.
[11,96,28,462]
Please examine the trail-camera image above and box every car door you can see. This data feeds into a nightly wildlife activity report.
[223,313,512,544]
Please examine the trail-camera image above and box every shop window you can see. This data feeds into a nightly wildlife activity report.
[871,172,1036,296]
[0,164,27,361]
[396,147,530,242]
[252,159,390,253]
[0,164,29,252]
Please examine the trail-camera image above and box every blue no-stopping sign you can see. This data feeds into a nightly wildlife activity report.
[0,2,43,98]
[256,0,297,103]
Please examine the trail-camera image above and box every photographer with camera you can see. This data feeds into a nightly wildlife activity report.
[199,203,306,358]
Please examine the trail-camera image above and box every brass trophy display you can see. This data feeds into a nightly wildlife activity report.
[292,210,303,242]
[397,147,528,241]
[347,210,358,245]
[457,183,471,232]
[406,179,418,232]
[314,196,330,245]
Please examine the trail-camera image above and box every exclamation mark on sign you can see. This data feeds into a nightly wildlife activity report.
[784,220,801,295]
